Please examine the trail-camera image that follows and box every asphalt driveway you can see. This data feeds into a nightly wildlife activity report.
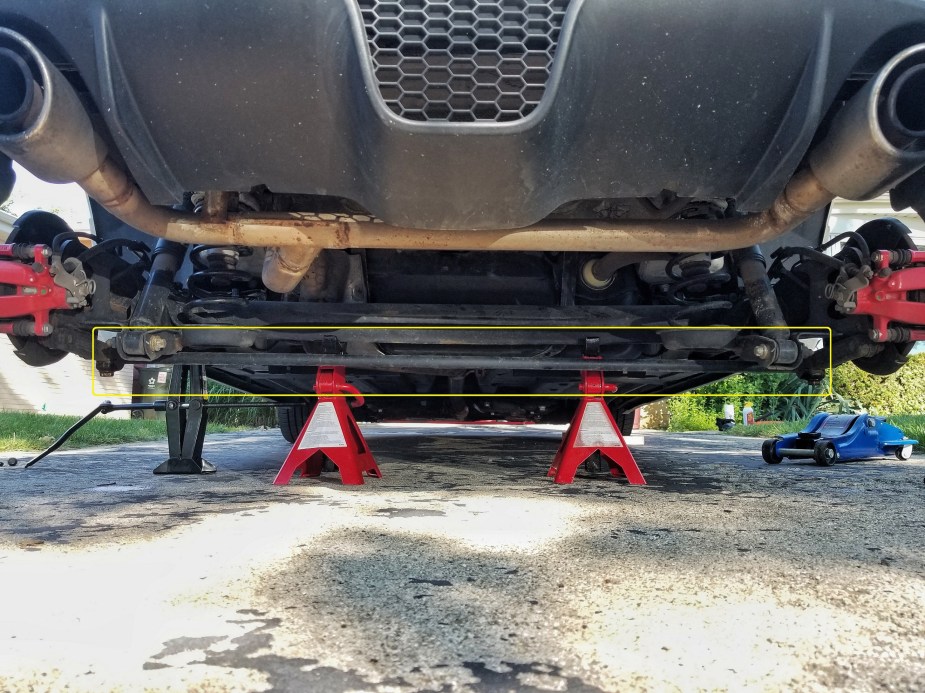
[0,426,923,692]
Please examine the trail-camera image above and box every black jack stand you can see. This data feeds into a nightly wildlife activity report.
[20,369,281,472]
[152,364,216,475]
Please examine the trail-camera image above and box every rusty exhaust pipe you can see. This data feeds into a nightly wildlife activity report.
[1,27,925,290]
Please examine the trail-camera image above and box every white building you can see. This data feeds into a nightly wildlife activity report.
[826,195,925,245]
[0,209,15,236]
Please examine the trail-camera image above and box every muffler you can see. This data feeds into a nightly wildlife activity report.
[1,26,925,286]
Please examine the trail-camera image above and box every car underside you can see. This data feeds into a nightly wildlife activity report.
[1,1,925,434]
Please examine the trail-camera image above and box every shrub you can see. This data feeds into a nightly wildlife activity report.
[831,354,925,415]
[664,353,925,432]
[667,397,720,432]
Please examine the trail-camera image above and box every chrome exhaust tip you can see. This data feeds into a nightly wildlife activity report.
[0,47,42,135]
[0,28,105,184]
[810,43,925,200]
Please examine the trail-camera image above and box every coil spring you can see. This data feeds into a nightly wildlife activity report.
[188,245,262,300]
[665,253,732,306]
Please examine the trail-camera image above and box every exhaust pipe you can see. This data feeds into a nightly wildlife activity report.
[1,27,924,285]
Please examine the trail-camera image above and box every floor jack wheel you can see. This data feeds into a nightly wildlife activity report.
[762,439,783,464]
[813,441,837,467]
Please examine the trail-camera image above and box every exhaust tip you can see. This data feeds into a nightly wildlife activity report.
[810,42,925,200]
[882,62,925,148]
[0,47,40,135]
[0,27,106,184]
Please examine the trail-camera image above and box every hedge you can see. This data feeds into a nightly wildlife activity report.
[666,353,925,429]
[830,355,925,415]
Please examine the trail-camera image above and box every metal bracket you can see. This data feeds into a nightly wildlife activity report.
[739,334,802,368]
[50,255,95,307]
[827,264,873,313]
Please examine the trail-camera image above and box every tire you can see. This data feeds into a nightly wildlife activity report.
[762,439,783,464]
[277,403,310,443]
[611,408,635,436]
[813,441,838,466]
[895,445,913,461]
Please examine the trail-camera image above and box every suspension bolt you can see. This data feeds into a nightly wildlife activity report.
[146,334,167,353]
[752,344,770,360]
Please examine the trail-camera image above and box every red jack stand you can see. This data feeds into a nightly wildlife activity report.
[547,371,646,485]
[273,366,382,486]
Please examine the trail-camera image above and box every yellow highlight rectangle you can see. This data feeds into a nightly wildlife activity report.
[91,325,833,398]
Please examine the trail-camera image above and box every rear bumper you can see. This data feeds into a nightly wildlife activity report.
[4,0,925,228]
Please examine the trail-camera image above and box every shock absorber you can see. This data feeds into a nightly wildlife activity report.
[120,239,187,358]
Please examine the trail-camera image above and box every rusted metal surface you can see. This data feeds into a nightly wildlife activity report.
[151,169,834,253]
[201,191,232,221]
[732,246,789,335]
[260,245,321,294]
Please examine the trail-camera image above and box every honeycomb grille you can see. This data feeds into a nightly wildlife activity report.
[357,0,572,122]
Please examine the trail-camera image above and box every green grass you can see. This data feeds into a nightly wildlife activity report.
[725,420,807,438]
[723,415,925,451]
[0,411,263,453]
[204,383,279,429]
